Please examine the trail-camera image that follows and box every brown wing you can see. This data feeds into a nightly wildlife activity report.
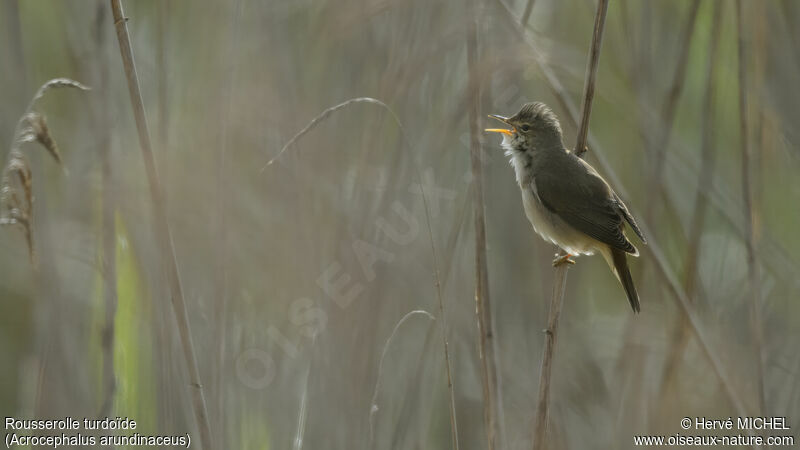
[534,154,638,255]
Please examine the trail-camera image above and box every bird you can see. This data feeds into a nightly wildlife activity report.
[485,102,646,312]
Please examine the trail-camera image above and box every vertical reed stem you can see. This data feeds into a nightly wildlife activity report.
[93,3,118,421]
[110,1,214,448]
[425,197,460,450]
[533,2,608,449]
[736,0,767,416]
[212,1,244,446]
[466,0,500,448]
[659,2,723,398]
[643,0,701,229]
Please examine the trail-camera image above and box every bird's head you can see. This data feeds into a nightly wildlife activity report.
[485,102,563,155]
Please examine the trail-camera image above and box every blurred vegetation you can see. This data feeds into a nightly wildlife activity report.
[1,1,798,449]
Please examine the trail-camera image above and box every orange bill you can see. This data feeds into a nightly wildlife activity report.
[485,114,514,135]
[484,128,513,135]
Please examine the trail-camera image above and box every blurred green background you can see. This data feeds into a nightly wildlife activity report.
[1,0,798,449]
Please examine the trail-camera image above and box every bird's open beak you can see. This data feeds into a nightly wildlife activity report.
[485,114,514,136]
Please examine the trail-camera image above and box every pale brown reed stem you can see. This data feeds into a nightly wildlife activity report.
[533,2,608,449]
[421,179,460,450]
[659,2,723,399]
[110,2,214,449]
[466,0,500,448]
[736,0,767,417]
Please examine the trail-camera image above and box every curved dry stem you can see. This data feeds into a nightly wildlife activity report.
[368,310,435,446]
[25,78,90,114]
[260,97,406,171]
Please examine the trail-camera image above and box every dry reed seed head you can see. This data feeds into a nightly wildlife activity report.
[0,78,88,265]
[6,156,34,210]
[0,154,35,262]
[19,113,63,165]
[0,185,13,205]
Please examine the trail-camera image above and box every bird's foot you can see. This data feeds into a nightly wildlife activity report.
[552,253,576,267]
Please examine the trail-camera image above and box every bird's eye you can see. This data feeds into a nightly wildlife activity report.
[520,124,530,132]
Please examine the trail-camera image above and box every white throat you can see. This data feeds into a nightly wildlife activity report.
[501,134,531,186]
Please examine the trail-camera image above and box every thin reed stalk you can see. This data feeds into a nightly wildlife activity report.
[532,264,568,450]
[110,2,214,449]
[424,193,460,450]
[152,6,178,424]
[293,334,317,450]
[780,1,800,73]
[659,2,723,398]
[533,2,608,449]
[369,310,435,447]
[736,0,767,416]
[466,0,500,448]
[643,0,701,227]
[212,1,244,446]
[157,0,169,152]
[99,104,117,419]
[92,3,118,420]
[520,0,536,26]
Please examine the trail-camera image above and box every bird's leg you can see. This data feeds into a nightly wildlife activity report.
[552,252,576,267]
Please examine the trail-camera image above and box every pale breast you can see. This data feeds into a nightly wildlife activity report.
[520,180,598,256]
[508,150,599,255]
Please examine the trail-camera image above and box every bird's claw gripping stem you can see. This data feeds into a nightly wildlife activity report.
[552,253,576,267]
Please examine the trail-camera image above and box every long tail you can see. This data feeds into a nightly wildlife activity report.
[610,247,640,313]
